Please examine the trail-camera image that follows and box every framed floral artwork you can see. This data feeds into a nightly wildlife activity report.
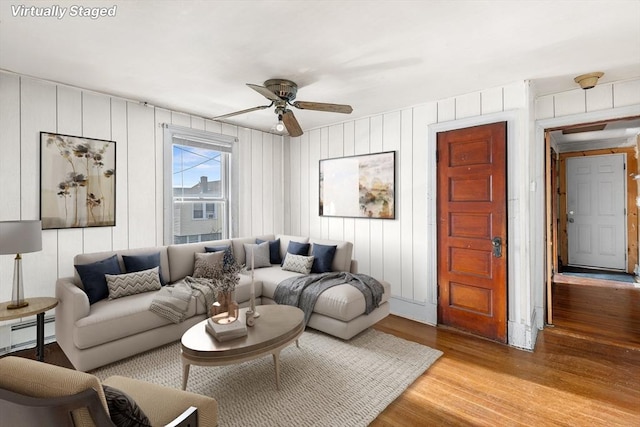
[40,132,116,229]
[319,151,395,219]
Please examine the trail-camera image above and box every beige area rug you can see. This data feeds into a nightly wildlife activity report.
[91,329,443,427]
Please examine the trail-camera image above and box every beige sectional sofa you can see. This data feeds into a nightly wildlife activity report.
[55,234,390,371]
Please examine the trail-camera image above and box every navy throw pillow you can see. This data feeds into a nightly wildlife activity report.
[311,243,337,273]
[75,255,122,304]
[122,252,166,286]
[205,245,236,269]
[281,241,310,266]
[103,384,152,427]
[255,238,282,264]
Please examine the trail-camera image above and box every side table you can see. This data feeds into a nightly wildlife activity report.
[0,297,58,362]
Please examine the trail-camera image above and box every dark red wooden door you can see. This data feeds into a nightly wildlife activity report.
[437,122,508,343]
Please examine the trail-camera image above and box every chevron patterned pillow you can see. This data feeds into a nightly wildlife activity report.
[282,253,315,274]
[105,266,162,300]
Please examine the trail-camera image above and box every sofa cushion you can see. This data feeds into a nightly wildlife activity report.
[103,384,151,427]
[75,255,122,304]
[193,252,224,279]
[263,278,391,323]
[73,291,201,350]
[243,241,271,269]
[282,253,315,274]
[167,240,231,283]
[105,267,162,300]
[311,243,337,273]
[122,252,166,286]
[255,238,282,264]
[252,266,304,299]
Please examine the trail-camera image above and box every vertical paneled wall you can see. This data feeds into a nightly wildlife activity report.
[0,72,284,341]
[283,81,531,328]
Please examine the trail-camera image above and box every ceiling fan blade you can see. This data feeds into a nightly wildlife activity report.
[212,104,271,120]
[292,101,353,114]
[282,110,303,137]
[247,83,283,102]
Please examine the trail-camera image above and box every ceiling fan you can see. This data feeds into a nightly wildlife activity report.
[212,79,353,137]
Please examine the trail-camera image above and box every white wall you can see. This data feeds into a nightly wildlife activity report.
[1,69,637,352]
[0,71,284,349]
[283,81,540,347]
[283,77,640,350]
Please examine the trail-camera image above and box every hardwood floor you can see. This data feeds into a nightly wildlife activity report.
[372,315,640,426]
[552,280,640,349]
[5,305,640,426]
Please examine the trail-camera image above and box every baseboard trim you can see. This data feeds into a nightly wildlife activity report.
[388,296,436,326]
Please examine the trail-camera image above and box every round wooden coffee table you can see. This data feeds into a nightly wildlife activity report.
[181,304,304,391]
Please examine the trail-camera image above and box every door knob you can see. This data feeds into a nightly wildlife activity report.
[491,237,502,258]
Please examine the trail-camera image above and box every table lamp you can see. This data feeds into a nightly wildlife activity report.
[0,220,42,309]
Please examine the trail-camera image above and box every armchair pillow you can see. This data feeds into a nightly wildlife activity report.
[75,255,122,304]
[103,384,152,427]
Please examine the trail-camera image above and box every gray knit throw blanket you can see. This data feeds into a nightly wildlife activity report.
[149,276,216,324]
[273,272,384,325]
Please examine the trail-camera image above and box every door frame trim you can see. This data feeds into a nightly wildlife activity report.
[428,110,523,344]
[536,104,640,327]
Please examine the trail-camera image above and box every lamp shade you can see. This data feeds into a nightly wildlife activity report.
[0,220,43,255]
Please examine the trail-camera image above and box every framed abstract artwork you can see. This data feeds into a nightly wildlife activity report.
[40,132,116,229]
[319,151,395,219]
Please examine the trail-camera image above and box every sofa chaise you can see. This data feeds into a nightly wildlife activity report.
[55,234,390,371]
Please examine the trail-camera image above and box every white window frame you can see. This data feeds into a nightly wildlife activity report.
[162,124,237,245]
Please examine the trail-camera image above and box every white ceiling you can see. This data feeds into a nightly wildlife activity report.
[1,1,639,134]
[550,118,640,153]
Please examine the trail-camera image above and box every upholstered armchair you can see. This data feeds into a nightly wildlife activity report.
[0,356,218,426]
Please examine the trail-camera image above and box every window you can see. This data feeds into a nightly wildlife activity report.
[192,202,217,220]
[163,125,237,245]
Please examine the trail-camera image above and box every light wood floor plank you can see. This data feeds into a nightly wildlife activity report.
[372,314,640,426]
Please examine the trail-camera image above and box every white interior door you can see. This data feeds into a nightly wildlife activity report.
[567,154,626,270]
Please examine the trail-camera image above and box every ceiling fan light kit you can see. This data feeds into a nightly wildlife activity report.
[574,72,604,90]
[213,79,353,137]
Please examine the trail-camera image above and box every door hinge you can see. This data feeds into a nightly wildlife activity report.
[435,150,439,163]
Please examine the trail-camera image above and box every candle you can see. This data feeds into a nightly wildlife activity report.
[250,247,256,312]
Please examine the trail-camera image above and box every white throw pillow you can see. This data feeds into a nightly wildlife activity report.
[243,241,271,269]
[105,267,162,299]
[282,253,315,274]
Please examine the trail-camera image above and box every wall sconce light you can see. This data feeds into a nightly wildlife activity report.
[574,72,604,90]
